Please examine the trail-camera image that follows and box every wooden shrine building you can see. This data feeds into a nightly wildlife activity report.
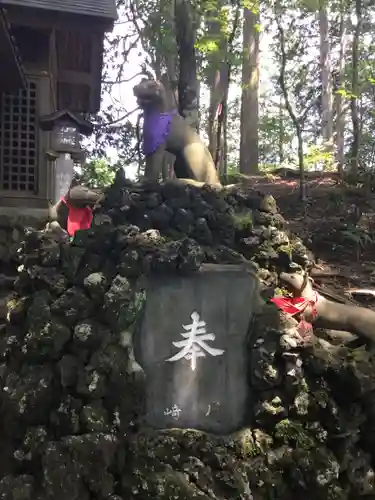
[0,0,117,210]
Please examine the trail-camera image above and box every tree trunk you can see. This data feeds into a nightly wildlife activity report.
[350,0,361,175]
[206,1,228,158]
[162,0,179,180]
[278,95,285,164]
[174,0,199,131]
[207,4,240,168]
[208,69,228,162]
[239,7,260,174]
[160,73,178,180]
[152,40,167,181]
[318,0,333,166]
[277,19,306,200]
[222,100,228,180]
[215,91,229,178]
[335,7,349,177]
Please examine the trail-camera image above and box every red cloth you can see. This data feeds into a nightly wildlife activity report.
[270,292,319,340]
[61,196,93,237]
[270,294,318,317]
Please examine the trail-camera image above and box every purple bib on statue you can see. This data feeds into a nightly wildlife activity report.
[143,110,176,156]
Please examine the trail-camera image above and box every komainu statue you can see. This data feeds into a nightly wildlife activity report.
[133,78,222,189]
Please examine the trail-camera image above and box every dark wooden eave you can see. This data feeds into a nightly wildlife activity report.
[1,1,118,113]
[1,0,117,24]
[0,7,26,91]
[40,110,93,136]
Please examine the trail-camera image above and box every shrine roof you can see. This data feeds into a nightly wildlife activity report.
[0,0,117,21]
[0,7,26,91]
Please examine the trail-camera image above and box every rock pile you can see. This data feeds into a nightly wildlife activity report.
[0,213,44,323]
[0,180,374,500]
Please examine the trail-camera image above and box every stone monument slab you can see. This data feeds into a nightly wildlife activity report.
[135,263,260,434]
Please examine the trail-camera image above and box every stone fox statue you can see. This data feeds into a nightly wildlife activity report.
[278,271,375,344]
[48,179,101,237]
[133,79,222,189]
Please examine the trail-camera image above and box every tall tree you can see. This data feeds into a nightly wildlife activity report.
[239,4,260,174]
[350,0,361,174]
[318,0,333,165]
[278,96,285,164]
[334,2,349,176]
[205,0,228,159]
[207,3,240,175]
[175,0,199,130]
[277,18,306,199]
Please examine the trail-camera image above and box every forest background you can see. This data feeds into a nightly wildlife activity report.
[81,0,374,200]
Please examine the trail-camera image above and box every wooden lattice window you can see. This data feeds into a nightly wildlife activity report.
[0,81,38,192]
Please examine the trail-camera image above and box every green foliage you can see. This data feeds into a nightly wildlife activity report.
[81,159,117,188]
[259,164,282,173]
[273,286,291,297]
[326,191,345,211]
[231,210,253,230]
[304,144,335,171]
[258,107,294,166]
[220,171,241,184]
[278,244,293,259]
[340,227,374,249]
[197,0,243,84]
[274,419,315,450]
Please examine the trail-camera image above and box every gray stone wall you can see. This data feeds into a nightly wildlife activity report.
[0,208,47,321]
[0,183,373,500]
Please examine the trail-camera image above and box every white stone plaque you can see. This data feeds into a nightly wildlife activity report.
[54,154,74,203]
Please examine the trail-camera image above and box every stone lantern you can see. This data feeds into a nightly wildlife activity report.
[40,110,93,203]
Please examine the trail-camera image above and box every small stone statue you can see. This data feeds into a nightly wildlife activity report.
[48,177,102,237]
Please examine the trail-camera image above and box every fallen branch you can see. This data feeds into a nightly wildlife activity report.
[345,288,375,299]
[311,281,358,305]
[310,268,363,286]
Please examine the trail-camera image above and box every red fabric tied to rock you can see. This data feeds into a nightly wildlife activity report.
[270,292,319,340]
[61,197,93,237]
